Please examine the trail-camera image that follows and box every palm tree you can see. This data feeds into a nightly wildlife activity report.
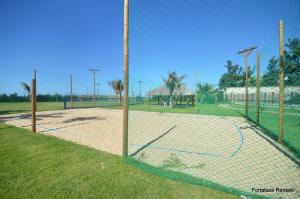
[197,83,215,104]
[107,81,114,104]
[20,82,31,102]
[114,79,124,104]
[162,71,185,108]
[109,79,124,104]
[197,83,214,94]
[295,46,300,56]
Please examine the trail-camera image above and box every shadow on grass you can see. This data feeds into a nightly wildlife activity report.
[175,104,195,108]
[150,104,195,109]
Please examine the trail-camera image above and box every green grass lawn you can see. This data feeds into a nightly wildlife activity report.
[0,102,64,115]
[0,101,242,117]
[231,103,300,156]
[0,123,238,199]
[128,103,240,117]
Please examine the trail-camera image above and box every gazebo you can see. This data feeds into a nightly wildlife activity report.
[149,85,195,106]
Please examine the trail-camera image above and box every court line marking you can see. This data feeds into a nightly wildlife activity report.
[130,125,177,157]
[231,120,245,157]
[130,118,245,158]
[129,143,222,157]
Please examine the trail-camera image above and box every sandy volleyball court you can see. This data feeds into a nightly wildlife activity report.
[0,108,299,198]
[0,108,123,155]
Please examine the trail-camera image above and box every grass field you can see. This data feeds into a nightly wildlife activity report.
[231,103,300,155]
[0,102,64,115]
[130,103,240,116]
[0,101,299,155]
[0,123,237,199]
[0,101,239,116]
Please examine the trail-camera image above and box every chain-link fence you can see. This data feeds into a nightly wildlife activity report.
[0,0,299,198]
[126,0,300,198]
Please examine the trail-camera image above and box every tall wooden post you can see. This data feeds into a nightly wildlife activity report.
[122,0,129,157]
[93,72,96,106]
[238,46,257,116]
[256,50,260,125]
[34,67,37,110]
[245,54,249,116]
[31,77,36,132]
[70,75,73,108]
[278,20,284,144]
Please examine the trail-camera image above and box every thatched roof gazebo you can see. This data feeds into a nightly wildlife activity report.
[148,85,195,106]
[149,85,194,97]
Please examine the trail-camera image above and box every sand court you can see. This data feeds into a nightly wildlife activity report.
[0,108,299,198]
[0,108,123,155]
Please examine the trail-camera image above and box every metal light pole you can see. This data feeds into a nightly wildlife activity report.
[70,75,73,108]
[238,46,257,116]
[88,68,99,106]
[139,80,142,97]
[97,83,100,97]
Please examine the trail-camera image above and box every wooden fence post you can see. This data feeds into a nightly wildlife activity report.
[122,0,129,156]
[256,50,260,125]
[31,78,36,132]
[278,20,284,144]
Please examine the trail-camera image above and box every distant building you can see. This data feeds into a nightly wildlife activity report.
[224,86,300,104]
[225,87,300,94]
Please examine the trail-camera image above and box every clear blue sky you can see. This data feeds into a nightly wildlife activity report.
[0,0,299,96]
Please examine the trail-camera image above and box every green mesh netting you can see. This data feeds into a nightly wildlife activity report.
[127,0,300,198]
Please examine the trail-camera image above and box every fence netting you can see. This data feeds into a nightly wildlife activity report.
[126,0,300,198]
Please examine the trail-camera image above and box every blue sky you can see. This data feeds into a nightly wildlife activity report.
[0,0,299,96]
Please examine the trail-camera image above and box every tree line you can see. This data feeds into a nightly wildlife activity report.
[0,79,126,103]
[1,38,298,104]
[219,38,300,88]
[157,38,299,107]
[0,93,65,102]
